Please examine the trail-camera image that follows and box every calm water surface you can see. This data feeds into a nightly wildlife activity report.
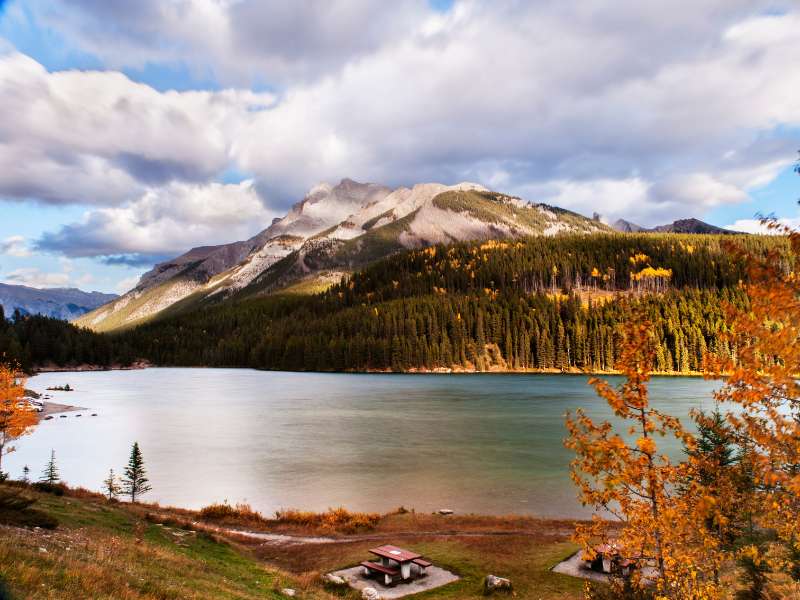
[9,369,720,518]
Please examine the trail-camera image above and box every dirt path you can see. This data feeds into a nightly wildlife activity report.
[211,525,574,546]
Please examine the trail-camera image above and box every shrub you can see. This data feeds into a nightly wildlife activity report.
[274,506,381,533]
[0,485,58,529]
[198,502,268,527]
[32,482,65,496]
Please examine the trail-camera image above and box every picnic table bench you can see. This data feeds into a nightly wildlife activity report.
[361,560,400,585]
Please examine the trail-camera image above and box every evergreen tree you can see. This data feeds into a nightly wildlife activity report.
[103,468,120,500]
[39,449,59,485]
[21,464,29,483]
[122,442,151,502]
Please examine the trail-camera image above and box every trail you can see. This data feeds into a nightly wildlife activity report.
[208,525,574,546]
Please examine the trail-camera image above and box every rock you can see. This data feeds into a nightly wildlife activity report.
[38,547,48,553]
[438,508,454,515]
[362,588,381,600]
[483,574,512,594]
[44,416,53,420]
[323,573,347,586]
[91,413,98,416]
[280,589,296,597]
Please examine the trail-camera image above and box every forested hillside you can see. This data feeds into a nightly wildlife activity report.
[117,233,787,374]
[0,306,131,372]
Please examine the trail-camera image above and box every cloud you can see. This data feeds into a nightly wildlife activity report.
[0,51,275,206]
[726,216,800,234]
[230,3,800,222]
[29,0,430,84]
[0,235,30,257]
[3,267,70,288]
[4,0,800,263]
[35,180,278,258]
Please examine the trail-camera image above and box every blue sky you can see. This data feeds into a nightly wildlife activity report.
[0,0,798,293]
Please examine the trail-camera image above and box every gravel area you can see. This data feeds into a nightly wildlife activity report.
[329,564,459,599]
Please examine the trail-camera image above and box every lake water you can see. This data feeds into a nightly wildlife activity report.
[9,369,721,518]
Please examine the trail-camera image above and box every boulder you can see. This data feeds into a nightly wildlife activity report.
[483,574,512,594]
[323,573,347,586]
[362,587,382,600]
[280,589,296,597]
[438,508,454,515]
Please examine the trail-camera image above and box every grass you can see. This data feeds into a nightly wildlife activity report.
[0,484,332,600]
[0,483,591,599]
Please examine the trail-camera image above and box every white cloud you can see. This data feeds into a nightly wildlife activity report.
[0,51,275,206]
[2,1,800,263]
[3,267,70,288]
[29,0,430,84]
[726,217,800,235]
[36,180,278,258]
[0,235,30,257]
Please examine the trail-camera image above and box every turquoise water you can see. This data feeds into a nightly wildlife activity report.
[9,369,720,518]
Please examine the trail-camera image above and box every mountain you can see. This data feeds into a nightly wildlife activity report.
[650,218,739,235]
[611,218,647,233]
[0,283,117,320]
[612,217,738,235]
[77,178,608,332]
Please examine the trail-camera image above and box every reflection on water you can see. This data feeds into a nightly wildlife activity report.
[9,369,719,517]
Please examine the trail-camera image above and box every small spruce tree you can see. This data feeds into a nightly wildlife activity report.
[103,468,120,500]
[39,449,59,485]
[121,442,151,502]
[21,464,29,483]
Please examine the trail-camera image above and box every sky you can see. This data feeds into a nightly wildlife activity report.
[0,0,798,294]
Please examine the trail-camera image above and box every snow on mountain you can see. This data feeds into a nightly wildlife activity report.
[77,179,607,332]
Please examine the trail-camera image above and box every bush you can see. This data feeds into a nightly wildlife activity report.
[198,502,268,527]
[0,485,58,529]
[32,482,65,496]
[274,506,381,533]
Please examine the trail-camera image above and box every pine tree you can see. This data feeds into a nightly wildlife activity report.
[39,449,59,485]
[122,442,151,502]
[21,464,29,483]
[103,468,120,500]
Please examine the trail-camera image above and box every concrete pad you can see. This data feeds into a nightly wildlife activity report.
[329,564,459,599]
[552,551,659,584]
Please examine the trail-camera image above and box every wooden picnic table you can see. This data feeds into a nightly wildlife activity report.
[362,545,431,584]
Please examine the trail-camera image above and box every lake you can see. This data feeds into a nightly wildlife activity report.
[9,369,721,518]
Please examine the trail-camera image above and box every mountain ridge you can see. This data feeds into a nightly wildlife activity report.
[0,283,117,320]
[77,179,609,331]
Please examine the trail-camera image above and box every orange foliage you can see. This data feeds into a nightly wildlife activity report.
[0,362,37,475]
[565,322,727,599]
[705,220,800,569]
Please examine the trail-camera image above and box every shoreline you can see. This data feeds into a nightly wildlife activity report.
[29,363,712,378]
[40,401,86,418]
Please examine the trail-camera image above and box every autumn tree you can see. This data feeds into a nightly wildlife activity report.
[39,449,59,485]
[565,321,727,599]
[0,362,37,477]
[122,442,151,502]
[704,219,800,586]
[103,468,120,500]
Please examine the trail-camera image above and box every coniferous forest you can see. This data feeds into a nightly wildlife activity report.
[0,233,788,374]
[113,233,786,374]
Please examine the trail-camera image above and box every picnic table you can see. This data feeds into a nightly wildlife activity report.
[360,545,432,585]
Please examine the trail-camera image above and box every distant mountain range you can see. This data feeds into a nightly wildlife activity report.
[612,217,739,235]
[0,283,117,320]
[76,178,742,333]
[77,178,609,331]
